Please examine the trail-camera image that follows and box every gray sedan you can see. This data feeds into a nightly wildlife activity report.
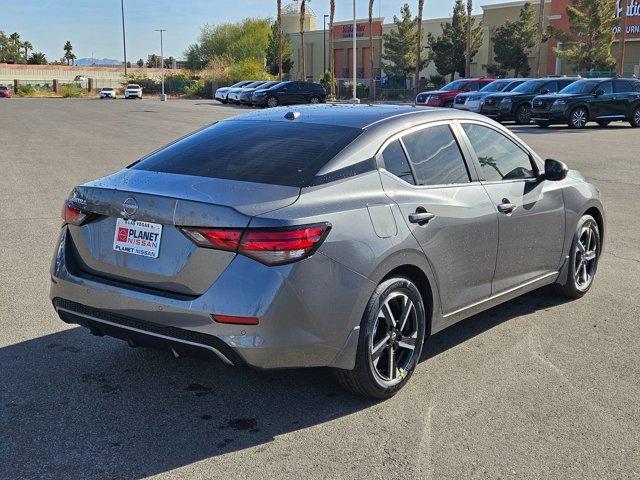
[50,105,604,399]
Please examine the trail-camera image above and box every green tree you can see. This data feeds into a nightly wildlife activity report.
[193,19,271,66]
[491,2,537,76]
[266,19,293,76]
[27,51,47,65]
[549,0,617,71]
[382,4,427,82]
[136,58,144,67]
[427,0,483,80]
[147,54,160,68]
[0,31,24,63]
[63,40,75,65]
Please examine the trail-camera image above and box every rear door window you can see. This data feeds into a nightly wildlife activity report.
[599,81,613,94]
[401,125,470,186]
[132,120,362,187]
[381,140,415,185]
[614,80,634,93]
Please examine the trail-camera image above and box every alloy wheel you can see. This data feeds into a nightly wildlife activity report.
[571,108,587,128]
[573,222,598,291]
[369,291,418,386]
[267,97,278,108]
[633,108,640,127]
[309,96,320,104]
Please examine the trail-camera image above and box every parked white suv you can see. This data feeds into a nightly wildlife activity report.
[99,87,116,99]
[124,84,142,99]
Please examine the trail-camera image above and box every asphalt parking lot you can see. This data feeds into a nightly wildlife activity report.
[1,98,639,480]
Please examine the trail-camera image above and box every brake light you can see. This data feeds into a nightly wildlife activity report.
[180,227,242,251]
[61,202,93,226]
[179,223,331,266]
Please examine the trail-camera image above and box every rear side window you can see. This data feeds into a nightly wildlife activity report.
[599,81,613,94]
[614,80,634,93]
[402,125,470,186]
[132,120,361,187]
[381,140,415,185]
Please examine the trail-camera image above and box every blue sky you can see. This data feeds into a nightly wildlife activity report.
[2,0,505,63]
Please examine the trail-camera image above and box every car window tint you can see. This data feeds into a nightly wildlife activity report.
[462,123,534,182]
[469,82,480,91]
[614,80,634,93]
[402,125,470,186]
[542,81,558,93]
[599,81,613,94]
[132,120,362,187]
[381,140,415,185]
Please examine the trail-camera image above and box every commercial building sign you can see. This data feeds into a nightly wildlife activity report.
[615,0,640,36]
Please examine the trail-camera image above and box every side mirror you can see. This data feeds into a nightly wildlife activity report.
[594,89,604,97]
[540,88,550,95]
[544,158,569,181]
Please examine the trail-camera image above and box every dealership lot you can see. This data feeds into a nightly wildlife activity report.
[1,99,639,479]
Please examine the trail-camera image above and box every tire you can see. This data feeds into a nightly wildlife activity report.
[514,104,532,125]
[596,121,610,127]
[443,100,454,108]
[309,95,320,104]
[568,107,588,129]
[266,96,279,108]
[630,106,640,128]
[334,276,427,399]
[536,121,551,128]
[554,214,601,299]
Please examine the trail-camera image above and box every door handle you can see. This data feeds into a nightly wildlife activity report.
[497,201,517,214]
[408,211,436,224]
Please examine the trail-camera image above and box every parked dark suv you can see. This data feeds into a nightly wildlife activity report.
[481,77,579,124]
[415,77,496,108]
[252,81,326,108]
[531,77,640,129]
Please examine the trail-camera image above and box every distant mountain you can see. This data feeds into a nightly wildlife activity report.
[75,58,122,66]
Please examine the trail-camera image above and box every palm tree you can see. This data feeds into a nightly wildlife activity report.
[28,52,47,65]
[63,40,74,65]
[329,0,336,96]
[415,0,425,95]
[299,0,306,81]
[9,32,20,48]
[368,0,375,100]
[277,0,283,80]
[22,41,33,60]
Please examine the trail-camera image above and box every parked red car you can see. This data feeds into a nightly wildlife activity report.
[415,77,496,108]
[0,85,12,98]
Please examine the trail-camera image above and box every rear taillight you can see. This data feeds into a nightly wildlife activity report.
[180,227,243,252]
[61,202,93,226]
[179,223,331,266]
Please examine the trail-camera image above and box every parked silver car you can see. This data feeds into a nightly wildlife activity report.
[50,105,604,399]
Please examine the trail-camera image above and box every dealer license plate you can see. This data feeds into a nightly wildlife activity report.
[113,218,163,258]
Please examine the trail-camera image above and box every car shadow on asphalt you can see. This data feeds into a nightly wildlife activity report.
[1,287,567,479]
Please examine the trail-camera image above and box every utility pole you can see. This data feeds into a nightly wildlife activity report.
[278,1,283,80]
[155,29,167,101]
[534,0,545,76]
[352,0,359,103]
[121,0,128,75]
[323,14,329,74]
[465,0,473,78]
[618,0,629,76]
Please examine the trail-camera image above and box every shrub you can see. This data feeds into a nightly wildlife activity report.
[342,82,370,99]
[59,83,84,97]
[17,84,35,96]
[183,79,207,98]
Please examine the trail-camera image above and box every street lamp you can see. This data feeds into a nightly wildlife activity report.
[155,29,167,101]
[323,14,329,74]
[121,0,127,75]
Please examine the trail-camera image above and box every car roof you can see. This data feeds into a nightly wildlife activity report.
[221,104,485,129]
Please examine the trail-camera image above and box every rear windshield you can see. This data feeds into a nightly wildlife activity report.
[131,120,362,187]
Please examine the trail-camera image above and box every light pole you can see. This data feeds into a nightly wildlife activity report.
[155,29,167,101]
[352,0,359,103]
[323,14,329,74]
[121,0,128,75]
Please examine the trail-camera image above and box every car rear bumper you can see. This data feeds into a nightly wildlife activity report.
[50,227,369,370]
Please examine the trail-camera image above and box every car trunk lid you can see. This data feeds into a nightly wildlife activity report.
[66,169,300,296]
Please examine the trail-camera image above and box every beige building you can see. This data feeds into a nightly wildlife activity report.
[282,0,623,84]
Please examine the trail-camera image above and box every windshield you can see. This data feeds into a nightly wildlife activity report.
[259,81,280,89]
[245,81,265,88]
[480,80,511,93]
[102,88,114,91]
[559,80,600,94]
[512,80,545,93]
[504,80,526,92]
[440,80,468,91]
[0,86,7,90]
[127,85,140,89]
[231,81,248,88]
[132,120,362,187]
